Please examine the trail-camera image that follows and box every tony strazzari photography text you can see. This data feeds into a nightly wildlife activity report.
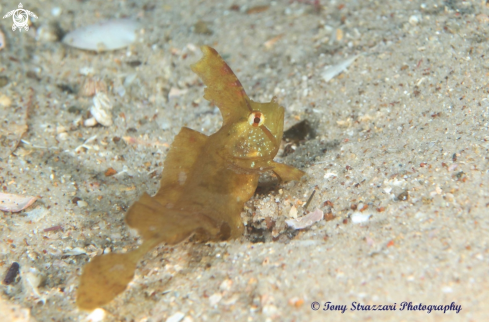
[311,301,462,314]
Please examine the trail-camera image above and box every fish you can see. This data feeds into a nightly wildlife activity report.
[76,45,305,310]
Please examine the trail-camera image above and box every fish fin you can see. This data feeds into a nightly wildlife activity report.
[76,248,141,310]
[155,127,208,203]
[272,161,305,182]
[125,192,220,243]
[191,46,252,125]
[125,127,211,240]
[77,209,226,310]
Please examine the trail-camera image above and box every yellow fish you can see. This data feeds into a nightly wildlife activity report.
[76,46,305,310]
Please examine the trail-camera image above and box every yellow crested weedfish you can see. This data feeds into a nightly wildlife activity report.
[76,46,305,310]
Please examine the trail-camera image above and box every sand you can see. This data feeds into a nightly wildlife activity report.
[1,0,488,321]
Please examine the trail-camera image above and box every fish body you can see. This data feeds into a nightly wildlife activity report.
[76,46,304,310]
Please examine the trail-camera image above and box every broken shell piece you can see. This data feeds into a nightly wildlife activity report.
[285,208,323,230]
[0,193,38,212]
[62,19,139,52]
[64,247,87,256]
[90,92,113,126]
[322,55,360,82]
[22,267,43,300]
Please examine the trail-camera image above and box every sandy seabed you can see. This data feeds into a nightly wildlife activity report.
[1,0,489,321]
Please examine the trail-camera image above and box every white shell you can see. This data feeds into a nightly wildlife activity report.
[90,92,113,126]
[0,192,38,212]
[322,55,359,82]
[62,19,139,52]
[285,208,324,230]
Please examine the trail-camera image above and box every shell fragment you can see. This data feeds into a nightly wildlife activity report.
[62,19,139,52]
[286,208,324,230]
[90,92,113,126]
[0,192,38,212]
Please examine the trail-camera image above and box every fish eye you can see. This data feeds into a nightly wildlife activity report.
[248,111,265,127]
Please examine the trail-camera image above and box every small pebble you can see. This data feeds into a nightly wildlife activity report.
[84,117,98,127]
[51,7,62,17]
[448,163,458,172]
[336,28,343,41]
[351,212,372,224]
[209,293,222,306]
[397,191,409,201]
[219,279,233,291]
[126,60,142,67]
[168,87,188,99]
[57,84,75,94]
[105,168,117,176]
[77,200,88,208]
[3,262,20,285]
[442,286,453,293]
[409,15,419,26]
[56,125,68,134]
[288,297,304,307]
[0,95,12,107]
[56,132,68,141]
[246,5,269,14]
[79,67,95,75]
